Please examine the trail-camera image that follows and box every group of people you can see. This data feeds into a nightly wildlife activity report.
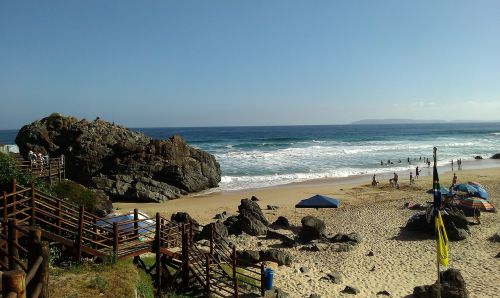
[28,150,49,170]
[380,156,432,167]
[451,159,463,171]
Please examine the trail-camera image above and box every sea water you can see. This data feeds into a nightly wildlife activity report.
[2,123,500,191]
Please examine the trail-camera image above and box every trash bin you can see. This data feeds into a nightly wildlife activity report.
[264,268,274,290]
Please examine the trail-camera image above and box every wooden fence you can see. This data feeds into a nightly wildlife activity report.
[0,180,264,297]
[0,220,49,298]
[13,156,65,185]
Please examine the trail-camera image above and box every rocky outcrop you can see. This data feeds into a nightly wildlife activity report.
[492,153,500,159]
[405,209,470,241]
[237,249,293,266]
[413,268,469,298]
[224,199,268,236]
[15,114,221,202]
[299,216,325,243]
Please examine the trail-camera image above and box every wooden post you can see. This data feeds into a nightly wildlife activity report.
[232,245,239,297]
[76,206,84,263]
[48,160,52,185]
[189,221,193,245]
[205,254,211,296]
[31,183,36,226]
[2,191,7,222]
[181,224,189,289]
[210,223,214,257]
[155,212,161,296]
[2,270,27,298]
[27,229,49,298]
[134,209,139,238]
[8,219,20,270]
[113,222,119,261]
[56,199,62,235]
[12,179,17,218]
[260,263,265,297]
[57,157,61,183]
[92,217,98,249]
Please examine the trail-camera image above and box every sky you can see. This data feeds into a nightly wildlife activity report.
[1,0,500,129]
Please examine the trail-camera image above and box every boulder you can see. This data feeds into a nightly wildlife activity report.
[299,216,325,243]
[195,222,228,242]
[342,286,360,295]
[413,268,469,298]
[331,232,362,244]
[15,114,221,202]
[226,199,269,236]
[259,249,293,266]
[474,155,483,160]
[271,216,291,229]
[491,232,500,243]
[90,189,113,217]
[223,216,242,235]
[250,196,259,201]
[239,199,269,225]
[492,153,500,159]
[331,243,356,252]
[171,212,199,226]
[405,209,469,241]
[236,250,261,266]
[267,205,279,210]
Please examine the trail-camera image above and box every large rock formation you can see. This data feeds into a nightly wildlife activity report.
[15,114,221,202]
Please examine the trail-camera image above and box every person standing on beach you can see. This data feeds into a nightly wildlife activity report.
[393,172,399,189]
[451,159,454,171]
[452,173,457,186]
[410,172,414,185]
[415,166,419,179]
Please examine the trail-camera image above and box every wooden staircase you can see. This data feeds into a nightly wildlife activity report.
[1,180,264,297]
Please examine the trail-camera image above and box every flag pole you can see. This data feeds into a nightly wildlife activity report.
[433,147,441,298]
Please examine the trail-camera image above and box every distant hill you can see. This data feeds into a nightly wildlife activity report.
[350,119,447,125]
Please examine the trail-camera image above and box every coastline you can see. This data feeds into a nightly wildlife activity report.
[114,160,500,223]
[115,164,500,297]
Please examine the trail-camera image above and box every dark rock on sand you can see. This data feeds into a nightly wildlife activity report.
[492,153,500,159]
[413,268,469,298]
[491,232,500,243]
[250,195,259,201]
[271,216,291,229]
[300,266,309,273]
[299,216,325,243]
[342,285,360,295]
[15,114,221,202]
[474,155,483,160]
[171,212,199,225]
[376,290,391,296]
[267,205,279,210]
[405,209,469,241]
[331,232,362,244]
[195,222,228,242]
[259,249,293,266]
[309,294,321,298]
[225,199,269,236]
[236,250,261,266]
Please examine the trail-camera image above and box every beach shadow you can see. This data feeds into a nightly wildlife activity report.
[390,227,433,242]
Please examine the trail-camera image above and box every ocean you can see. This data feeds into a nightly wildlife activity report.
[2,123,500,191]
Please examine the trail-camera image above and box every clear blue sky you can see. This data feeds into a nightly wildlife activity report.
[1,0,499,129]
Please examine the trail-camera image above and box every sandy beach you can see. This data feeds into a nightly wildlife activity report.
[116,165,500,297]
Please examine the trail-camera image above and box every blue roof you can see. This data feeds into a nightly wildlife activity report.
[295,194,340,208]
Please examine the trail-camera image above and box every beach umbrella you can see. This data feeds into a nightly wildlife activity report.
[468,184,489,200]
[295,194,340,208]
[426,187,450,197]
[454,183,489,200]
[455,197,494,211]
[454,184,478,194]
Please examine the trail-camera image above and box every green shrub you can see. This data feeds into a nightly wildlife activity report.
[52,180,99,212]
[89,274,107,292]
[0,152,50,193]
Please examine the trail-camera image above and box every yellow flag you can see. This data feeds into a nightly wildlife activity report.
[435,211,449,266]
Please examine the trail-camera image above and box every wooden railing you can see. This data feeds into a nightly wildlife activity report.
[13,156,65,185]
[0,220,49,298]
[0,181,263,297]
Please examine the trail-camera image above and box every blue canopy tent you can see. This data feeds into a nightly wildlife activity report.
[295,194,340,209]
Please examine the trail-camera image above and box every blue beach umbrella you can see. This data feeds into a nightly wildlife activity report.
[454,184,478,194]
[426,187,450,197]
[295,194,340,209]
[468,184,489,200]
[454,183,489,200]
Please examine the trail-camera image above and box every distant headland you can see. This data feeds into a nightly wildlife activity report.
[350,119,494,125]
